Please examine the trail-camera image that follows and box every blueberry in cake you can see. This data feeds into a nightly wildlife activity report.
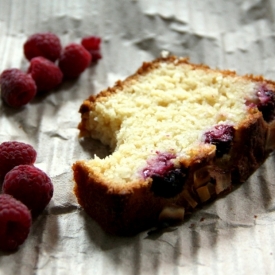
[73,56,275,235]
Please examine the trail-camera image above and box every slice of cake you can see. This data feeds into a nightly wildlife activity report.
[73,56,275,235]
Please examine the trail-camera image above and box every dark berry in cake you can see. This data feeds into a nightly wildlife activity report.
[81,36,102,62]
[58,43,91,79]
[143,152,187,197]
[204,124,235,157]
[257,88,275,122]
[151,168,188,198]
[0,194,32,251]
[28,57,63,93]
[0,141,37,179]
[0,69,37,108]
[23,32,62,62]
[2,165,53,217]
[81,36,101,51]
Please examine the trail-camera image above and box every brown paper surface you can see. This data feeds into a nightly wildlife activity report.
[1,0,275,274]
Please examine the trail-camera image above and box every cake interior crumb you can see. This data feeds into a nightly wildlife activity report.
[85,62,257,184]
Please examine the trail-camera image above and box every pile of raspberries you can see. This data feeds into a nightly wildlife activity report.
[0,33,102,108]
[0,141,53,251]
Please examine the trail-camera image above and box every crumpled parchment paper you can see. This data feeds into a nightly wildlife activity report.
[1,0,275,274]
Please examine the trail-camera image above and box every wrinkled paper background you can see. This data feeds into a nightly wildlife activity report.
[1,0,275,274]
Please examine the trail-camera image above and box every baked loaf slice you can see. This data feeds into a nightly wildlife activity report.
[73,56,275,235]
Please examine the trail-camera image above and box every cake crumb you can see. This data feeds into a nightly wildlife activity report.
[189,223,195,228]
[161,50,170,58]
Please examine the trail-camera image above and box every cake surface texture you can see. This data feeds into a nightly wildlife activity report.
[73,56,275,235]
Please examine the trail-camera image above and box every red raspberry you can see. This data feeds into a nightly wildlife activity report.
[2,165,54,217]
[81,36,102,62]
[0,141,37,179]
[204,124,234,157]
[23,32,62,62]
[81,36,101,51]
[58,43,91,79]
[0,194,32,251]
[28,57,63,93]
[0,69,37,108]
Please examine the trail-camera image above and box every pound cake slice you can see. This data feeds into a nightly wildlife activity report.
[73,56,275,235]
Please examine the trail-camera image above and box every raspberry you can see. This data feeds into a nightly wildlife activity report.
[257,88,275,122]
[81,36,102,62]
[204,124,235,157]
[81,36,101,51]
[0,194,32,251]
[23,32,62,62]
[2,165,54,217]
[143,152,188,198]
[151,168,188,198]
[58,43,91,79]
[0,141,37,179]
[28,57,63,93]
[143,152,176,178]
[0,69,37,108]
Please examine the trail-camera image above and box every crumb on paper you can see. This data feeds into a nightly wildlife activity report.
[189,223,195,228]
[161,50,170,58]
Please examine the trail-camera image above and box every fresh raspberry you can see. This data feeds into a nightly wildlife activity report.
[28,57,63,93]
[81,36,102,62]
[58,43,91,79]
[0,69,37,108]
[0,141,37,179]
[81,36,101,51]
[23,32,62,62]
[0,194,32,251]
[2,165,54,217]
